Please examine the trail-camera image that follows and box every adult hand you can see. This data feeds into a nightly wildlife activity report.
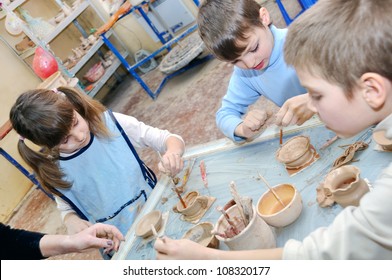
[64,213,92,235]
[154,236,212,260]
[275,94,314,127]
[67,223,124,254]
[235,109,268,139]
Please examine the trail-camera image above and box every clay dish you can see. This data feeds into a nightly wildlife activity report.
[182,222,219,249]
[373,130,392,151]
[135,210,162,238]
[276,135,312,168]
[257,183,302,227]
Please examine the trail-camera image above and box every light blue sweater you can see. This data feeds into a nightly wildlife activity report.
[216,25,307,142]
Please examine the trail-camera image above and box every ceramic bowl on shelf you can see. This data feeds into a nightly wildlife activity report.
[257,183,302,227]
[83,62,105,83]
[135,210,162,238]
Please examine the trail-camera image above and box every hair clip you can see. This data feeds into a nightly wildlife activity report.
[52,88,58,93]
[19,135,25,141]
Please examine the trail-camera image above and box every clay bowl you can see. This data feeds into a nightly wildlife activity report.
[257,183,302,227]
[84,62,105,83]
[182,222,219,249]
[135,210,162,238]
[373,130,392,151]
[276,135,312,169]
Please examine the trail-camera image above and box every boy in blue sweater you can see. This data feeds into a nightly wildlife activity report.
[198,0,314,142]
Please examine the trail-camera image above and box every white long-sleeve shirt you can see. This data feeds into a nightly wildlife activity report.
[55,112,183,220]
[283,114,392,259]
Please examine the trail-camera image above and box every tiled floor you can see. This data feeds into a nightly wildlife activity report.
[6,0,302,259]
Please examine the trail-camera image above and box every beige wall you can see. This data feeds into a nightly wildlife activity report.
[0,34,40,222]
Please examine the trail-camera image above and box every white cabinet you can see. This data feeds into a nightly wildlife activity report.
[0,0,129,98]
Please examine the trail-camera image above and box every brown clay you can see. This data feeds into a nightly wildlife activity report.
[182,222,219,249]
[276,136,314,169]
[373,130,392,151]
[135,210,162,238]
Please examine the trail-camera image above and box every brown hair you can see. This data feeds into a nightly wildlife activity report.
[9,87,110,195]
[284,0,392,98]
[198,0,264,61]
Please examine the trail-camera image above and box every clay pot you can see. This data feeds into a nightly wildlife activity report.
[176,191,209,220]
[257,183,303,227]
[182,222,219,249]
[373,130,392,151]
[135,210,162,238]
[276,136,313,169]
[214,204,276,250]
[323,165,369,207]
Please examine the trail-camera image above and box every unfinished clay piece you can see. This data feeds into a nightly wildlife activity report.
[182,222,219,249]
[176,191,213,222]
[214,204,276,250]
[135,210,162,238]
[257,183,302,227]
[373,130,392,151]
[322,165,369,207]
[276,136,314,169]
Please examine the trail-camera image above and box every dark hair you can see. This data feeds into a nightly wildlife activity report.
[198,0,264,61]
[9,87,110,195]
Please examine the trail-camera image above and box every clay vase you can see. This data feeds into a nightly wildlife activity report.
[214,204,276,250]
[257,183,303,228]
[32,47,59,79]
[176,191,209,220]
[276,135,313,169]
[323,165,369,207]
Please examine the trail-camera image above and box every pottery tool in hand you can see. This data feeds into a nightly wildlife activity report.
[279,127,283,145]
[258,172,286,208]
[172,187,187,208]
[177,158,196,192]
[157,151,178,186]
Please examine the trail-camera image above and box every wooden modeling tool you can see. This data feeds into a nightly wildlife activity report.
[217,206,239,235]
[157,151,177,186]
[258,172,286,208]
[199,160,208,188]
[151,224,158,238]
[172,187,187,208]
[279,127,283,145]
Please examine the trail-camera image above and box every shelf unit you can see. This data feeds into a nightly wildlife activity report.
[1,0,129,97]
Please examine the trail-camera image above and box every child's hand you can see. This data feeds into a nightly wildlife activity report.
[235,109,268,139]
[154,236,211,260]
[64,213,92,235]
[275,93,314,127]
[158,152,184,177]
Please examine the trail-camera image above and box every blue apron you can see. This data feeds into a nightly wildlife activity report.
[57,111,156,237]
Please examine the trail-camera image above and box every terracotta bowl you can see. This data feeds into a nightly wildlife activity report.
[373,130,392,151]
[182,222,219,248]
[135,210,162,238]
[276,135,312,168]
[257,183,302,227]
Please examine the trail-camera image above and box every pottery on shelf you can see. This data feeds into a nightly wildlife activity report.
[32,47,59,79]
[257,183,302,228]
[83,62,105,83]
[373,130,392,151]
[322,165,369,207]
[135,210,162,238]
[214,204,276,250]
[276,135,313,169]
[182,222,219,249]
